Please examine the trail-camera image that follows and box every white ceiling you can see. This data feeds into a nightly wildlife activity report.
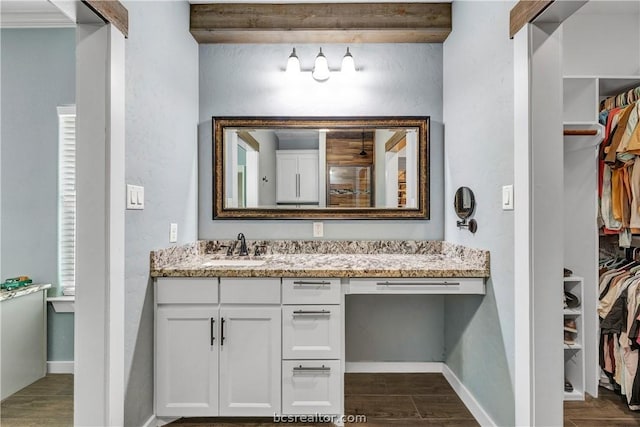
[1,0,74,28]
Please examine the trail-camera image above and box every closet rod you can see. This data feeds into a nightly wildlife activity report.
[564,129,598,136]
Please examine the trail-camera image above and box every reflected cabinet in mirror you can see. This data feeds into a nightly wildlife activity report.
[213,117,430,219]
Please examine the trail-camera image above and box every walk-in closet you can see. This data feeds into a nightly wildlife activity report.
[561,0,640,409]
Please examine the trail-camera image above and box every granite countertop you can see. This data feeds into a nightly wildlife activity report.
[150,240,490,279]
[0,283,52,302]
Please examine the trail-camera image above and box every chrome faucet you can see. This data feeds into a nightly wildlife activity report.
[237,233,248,256]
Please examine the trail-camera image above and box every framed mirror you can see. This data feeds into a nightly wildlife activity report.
[213,117,430,219]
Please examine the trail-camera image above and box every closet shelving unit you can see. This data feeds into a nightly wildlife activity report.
[562,74,640,401]
[564,276,585,401]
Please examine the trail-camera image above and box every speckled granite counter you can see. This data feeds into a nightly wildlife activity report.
[0,283,51,302]
[150,241,490,279]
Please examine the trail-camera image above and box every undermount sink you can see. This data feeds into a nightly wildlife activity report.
[203,259,267,267]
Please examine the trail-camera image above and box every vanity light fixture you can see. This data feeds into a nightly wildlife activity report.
[312,48,330,82]
[286,48,300,74]
[286,46,357,82]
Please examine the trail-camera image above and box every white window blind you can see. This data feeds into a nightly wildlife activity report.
[57,106,76,290]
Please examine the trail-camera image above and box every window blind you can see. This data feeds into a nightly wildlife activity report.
[57,106,76,289]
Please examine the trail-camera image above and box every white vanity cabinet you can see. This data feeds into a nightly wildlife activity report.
[155,277,281,418]
[155,279,219,417]
[281,278,343,416]
[218,278,281,416]
[276,150,319,204]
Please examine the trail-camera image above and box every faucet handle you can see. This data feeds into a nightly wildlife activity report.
[254,245,268,257]
[222,241,237,256]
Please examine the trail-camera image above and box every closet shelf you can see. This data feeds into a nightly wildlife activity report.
[563,276,584,282]
[564,343,582,350]
[563,308,581,316]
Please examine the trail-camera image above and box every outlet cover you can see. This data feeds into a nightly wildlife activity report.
[170,223,178,243]
[313,222,324,237]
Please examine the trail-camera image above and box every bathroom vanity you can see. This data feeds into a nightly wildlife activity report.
[150,240,489,422]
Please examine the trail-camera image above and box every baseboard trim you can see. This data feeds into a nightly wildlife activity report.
[442,364,496,427]
[47,361,74,374]
[154,416,179,427]
[345,362,444,373]
[142,414,156,427]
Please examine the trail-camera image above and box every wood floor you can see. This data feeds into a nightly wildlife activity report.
[0,374,73,427]
[2,374,640,426]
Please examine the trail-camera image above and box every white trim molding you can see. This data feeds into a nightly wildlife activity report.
[47,361,74,374]
[345,362,444,373]
[442,365,497,427]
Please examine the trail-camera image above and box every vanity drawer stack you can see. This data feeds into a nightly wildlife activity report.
[281,278,342,415]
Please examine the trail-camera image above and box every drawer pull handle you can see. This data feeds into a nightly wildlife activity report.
[293,365,331,372]
[293,280,331,286]
[377,281,460,286]
[292,310,331,316]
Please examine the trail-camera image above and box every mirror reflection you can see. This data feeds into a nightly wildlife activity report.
[454,186,475,219]
[213,117,430,219]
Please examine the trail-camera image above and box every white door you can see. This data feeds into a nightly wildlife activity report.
[282,305,341,359]
[276,153,299,203]
[156,306,218,417]
[219,306,281,416]
[297,153,319,203]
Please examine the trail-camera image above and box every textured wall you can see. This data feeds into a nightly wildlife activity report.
[199,43,446,362]
[442,2,515,426]
[198,44,444,240]
[0,28,76,363]
[123,2,199,425]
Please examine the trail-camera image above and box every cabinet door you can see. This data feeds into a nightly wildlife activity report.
[219,306,281,416]
[297,153,319,203]
[156,306,218,417]
[276,154,299,203]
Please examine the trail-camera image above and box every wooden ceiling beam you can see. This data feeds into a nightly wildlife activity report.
[190,3,452,44]
[509,0,555,39]
[82,0,128,38]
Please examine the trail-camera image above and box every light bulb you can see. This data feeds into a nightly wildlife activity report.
[286,47,300,74]
[312,48,330,82]
[341,47,356,75]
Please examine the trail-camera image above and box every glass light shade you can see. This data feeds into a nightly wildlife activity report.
[286,48,300,73]
[341,47,356,75]
[312,48,330,82]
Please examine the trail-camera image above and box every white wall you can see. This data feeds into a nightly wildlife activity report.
[122,2,199,425]
[0,28,75,284]
[563,11,640,76]
[443,2,515,426]
[0,28,76,363]
[198,43,444,240]
[198,43,444,363]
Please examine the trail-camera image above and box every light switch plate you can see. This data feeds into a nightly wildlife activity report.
[502,185,514,210]
[169,223,178,243]
[313,222,324,237]
[126,184,144,210]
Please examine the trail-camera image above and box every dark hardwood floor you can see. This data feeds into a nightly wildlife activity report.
[2,373,640,426]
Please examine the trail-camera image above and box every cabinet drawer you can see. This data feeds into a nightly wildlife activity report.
[282,305,341,359]
[282,360,341,415]
[282,278,340,304]
[156,278,218,304]
[220,278,280,304]
[348,277,485,295]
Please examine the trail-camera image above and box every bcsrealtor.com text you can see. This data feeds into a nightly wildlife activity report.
[273,413,367,423]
